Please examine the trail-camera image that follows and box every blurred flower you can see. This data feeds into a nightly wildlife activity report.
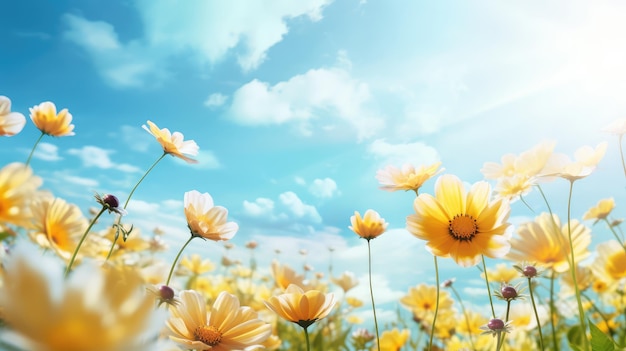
[261,334,282,350]
[346,296,364,308]
[376,162,443,193]
[0,244,158,351]
[167,290,271,350]
[507,213,591,273]
[560,264,593,296]
[602,118,626,135]
[376,328,409,351]
[0,96,26,136]
[265,284,336,329]
[346,315,363,324]
[351,328,375,349]
[508,302,548,331]
[591,240,626,282]
[583,198,615,224]
[349,209,388,240]
[407,174,512,267]
[400,283,454,322]
[541,142,607,181]
[0,163,43,227]
[482,263,520,284]
[184,190,238,241]
[455,309,489,336]
[245,240,258,249]
[479,318,512,336]
[271,260,307,291]
[29,197,87,261]
[142,120,199,163]
[331,271,359,293]
[178,254,215,275]
[29,101,75,137]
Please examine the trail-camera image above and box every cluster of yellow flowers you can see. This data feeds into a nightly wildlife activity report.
[1,94,626,351]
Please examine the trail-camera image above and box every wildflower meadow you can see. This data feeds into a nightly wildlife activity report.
[1,95,626,351]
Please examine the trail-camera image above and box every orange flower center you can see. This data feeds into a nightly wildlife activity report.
[448,214,477,241]
[194,325,222,346]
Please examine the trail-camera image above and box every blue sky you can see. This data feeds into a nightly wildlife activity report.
[2,0,626,327]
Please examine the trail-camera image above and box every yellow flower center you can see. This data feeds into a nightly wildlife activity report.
[448,214,477,241]
[194,325,222,346]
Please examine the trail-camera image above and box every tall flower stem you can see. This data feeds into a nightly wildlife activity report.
[528,277,545,350]
[25,131,45,168]
[481,255,496,318]
[619,135,626,178]
[64,207,106,277]
[549,270,559,351]
[304,326,311,351]
[450,284,475,351]
[602,218,626,253]
[165,236,195,286]
[367,239,381,351]
[566,180,589,351]
[106,153,167,260]
[428,256,440,351]
[499,300,512,350]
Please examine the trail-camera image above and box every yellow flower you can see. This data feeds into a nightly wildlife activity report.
[265,284,336,329]
[0,246,158,351]
[271,260,307,291]
[331,271,359,293]
[346,296,364,308]
[0,163,43,227]
[184,190,238,241]
[29,197,87,260]
[179,254,215,275]
[591,240,626,282]
[400,283,454,322]
[542,142,607,181]
[346,315,363,324]
[507,213,591,273]
[375,328,409,351]
[482,263,520,284]
[583,198,615,223]
[167,290,271,350]
[407,174,512,267]
[376,161,443,193]
[0,96,26,136]
[455,309,489,336]
[29,101,75,136]
[602,118,626,135]
[142,120,199,163]
[349,209,388,240]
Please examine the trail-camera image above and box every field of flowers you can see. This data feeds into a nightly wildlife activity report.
[1,94,626,351]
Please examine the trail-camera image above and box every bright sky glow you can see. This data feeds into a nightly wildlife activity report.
[2,0,626,331]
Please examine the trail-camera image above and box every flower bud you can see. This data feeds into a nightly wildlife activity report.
[488,318,505,331]
[102,194,120,209]
[501,285,518,299]
[523,265,538,278]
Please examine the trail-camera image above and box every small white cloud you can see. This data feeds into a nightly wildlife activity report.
[243,198,276,218]
[33,142,61,161]
[67,146,140,173]
[118,125,153,152]
[308,177,338,198]
[64,175,99,188]
[294,176,306,186]
[368,139,440,168]
[195,150,221,169]
[127,199,160,214]
[204,93,228,108]
[279,191,321,223]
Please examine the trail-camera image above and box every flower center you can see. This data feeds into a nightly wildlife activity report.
[194,325,222,346]
[448,214,477,241]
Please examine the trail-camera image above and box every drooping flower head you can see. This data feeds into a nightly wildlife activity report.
[349,209,388,240]
[143,120,199,163]
[376,161,443,193]
[407,174,512,267]
[0,96,26,136]
[184,190,238,241]
[330,271,359,293]
[0,244,159,351]
[167,290,271,350]
[265,284,336,330]
[507,213,591,273]
[29,101,75,137]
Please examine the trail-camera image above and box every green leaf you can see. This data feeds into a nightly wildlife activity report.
[589,319,616,351]
[568,325,585,351]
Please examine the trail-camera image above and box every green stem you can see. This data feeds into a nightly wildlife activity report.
[566,180,589,351]
[499,300,512,350]
[25,132,45,168]
[528,277,545,350]
[619,135,626,178]
[367,239,381,351]
[65,207,106,277]
[428,256,440,351]
[481,255,496,318]
[581,293,614,336]
[450,285,475,351]
[536,185,554,216]
[602,218,626,254]
[519,194,535,213]
[550,270,559,351]
[304,326,311,351]
[166,236,195,286]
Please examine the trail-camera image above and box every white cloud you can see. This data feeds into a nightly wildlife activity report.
[227,66,384,140]
[67,146,141,173]
[63,1,333,87]
[243,198,279,218]
[242,191,322,225]
[126,199,161,214]
[194,150,221,169]
[64,175,99,188]
[204,93,228,108]
[308,177,338,198]
[33,142,61,161]
[367,139,440,168]
[279,191,321,223]
[294,176,306,186]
